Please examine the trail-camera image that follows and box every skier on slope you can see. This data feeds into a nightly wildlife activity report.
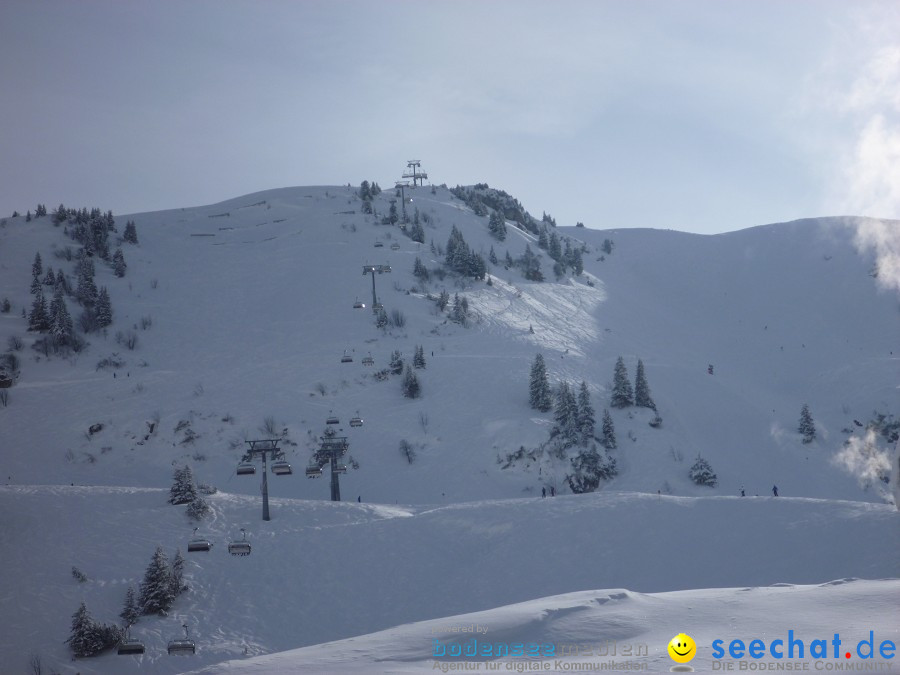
[772,485,779,497]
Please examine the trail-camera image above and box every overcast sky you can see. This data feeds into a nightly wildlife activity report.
[1,1,898,234]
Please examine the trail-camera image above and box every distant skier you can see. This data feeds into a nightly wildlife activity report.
[550,486,556,497]
[542,487,546,498]
[357,495,361,503]
[708,364,714,375]
[772,485,778,497]
[740,486,745,497]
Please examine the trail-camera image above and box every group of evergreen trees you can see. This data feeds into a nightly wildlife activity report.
[445,226,486,279]
[358,180,382,214]
[27,251,81,351]
[611,356,657,412]
[67,545,188,658]
[169,464,211,520]
[406,209,425,243]
[449,184,541,235]
[537,227,584,277]
[488,209,507,241]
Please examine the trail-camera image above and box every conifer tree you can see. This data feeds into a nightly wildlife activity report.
[32,252,43,278]
[601,409,617,450]
[30,273,42,296]
[95,287,112,328]
[187,495,211,520]
[55,268,68,293]
[520,244,544,281]
[28,291,50,332]
[123,220,138,244]
[799,404,816,444]
[389,350,404,375]
[548,232,562,261]
[504,250,514,268]
[413,257,429,280]
[402,365,421,398]
[529,354,552,412]
[171,550,186,597]
[553,381,579,443]
[43,267,55,286]
[409,220,425,243]
[76,256,98,305]
[634,359,656,409]
[689,454,718,487]
[610,357,634,408]
[139,546,175,615]
[413,345,426,369]
[488,210,507,241]
[168,465,197,505]
[50,288,75,347]
[577,381,595,443]
[67,602,102,657]
[120,586,140,627]
[113,248,126,277]
[489,245,498,265]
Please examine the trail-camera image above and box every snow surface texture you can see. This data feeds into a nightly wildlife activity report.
[0,186,897,672]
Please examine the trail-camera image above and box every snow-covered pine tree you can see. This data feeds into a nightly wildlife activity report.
[634,359,656,409]
[32,252,42,278]
[567,443,618,493]
[76,256,98,305]
[120,586,140,627]
[168,465,197,505]
[139,546,175,615]
[601,409,617,449]
[529,354,552,412]
[113,248,126,277]
[577,381,595,443]
[489,245,498,265]
[95,287,112,328]
[389,350,404,375]
[519,244,544,281]
[436,290,450,312]
[488,210,507,241]
[413,345,426,369]
[402,365,421,399]
[30,273,41,296]
[55,268,68,294]
[43,267,55,286]
[67,602,103,657]
[610,357,634,408]
[171,550,186,597]
[123,220,138,244]
[412,257,428,281]
[50,288,75,347]
[689,454,718,487]
[28,291,50,332]
[409,220,425,243]
[553,382,579,443]
[187,495,211,520]
[799,404,816,444]
[548,232,562,262]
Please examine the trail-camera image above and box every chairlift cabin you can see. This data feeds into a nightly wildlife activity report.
[341,351,353,363]
[349,416,363,427]
[236,461,255,476]
[381,265,392,273]
[362,354,374,366]
[390,242,400,251]
[334,463,348,474]
[353,299,365,309]
[305,465,323,478]
[188,528,212,553]
[228,528,251,556]
[326,415,340,425]
[271,459,292,476]
[118,636,145,655]
[167,624,196,655]
[373,302,384,311]
[374,240,384,248]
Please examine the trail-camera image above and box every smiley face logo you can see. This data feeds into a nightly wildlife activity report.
[667,633,696,663]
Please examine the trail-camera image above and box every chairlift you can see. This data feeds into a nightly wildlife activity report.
[381,265,392,273]
[374,240,384,248]
[326,415,340,425]
[188,527,212,553]
[334,463,348,474]
[118,630,145,655]
[361,356,374,366]
[271,459,292,476]
[349,414,363,427]
[236,461,255,476]
[373,302,384,311]
[305,464,323,478]
[167,623,196,655]
[341,351,353,363]
[353,298,365,309]
[390,242,400,251]
[228,528,251,556]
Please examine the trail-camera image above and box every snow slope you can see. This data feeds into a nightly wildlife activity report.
[1,485,896,673]
[0,184,897,673]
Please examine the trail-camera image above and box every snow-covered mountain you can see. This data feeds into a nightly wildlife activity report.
[0,184,896,673]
